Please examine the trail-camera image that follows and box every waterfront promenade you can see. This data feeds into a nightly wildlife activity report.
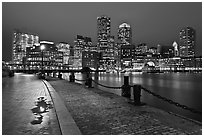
[2,73,202,135]
[2,74,61,135]
[48,78,201,135]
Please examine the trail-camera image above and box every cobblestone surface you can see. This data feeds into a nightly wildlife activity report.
[48,79,202,135]
[2,74,61,135]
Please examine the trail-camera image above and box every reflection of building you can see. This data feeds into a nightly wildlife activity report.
[179,27,195,57]
[26,41,63,69]
[12,30,39,64]
[56,42,71,66]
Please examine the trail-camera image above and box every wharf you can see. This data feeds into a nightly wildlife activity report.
[46,78,202,135]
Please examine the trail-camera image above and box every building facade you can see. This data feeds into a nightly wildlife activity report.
[118,23,132,46]
[12,30,39,64]
[82,51,100,69]
[97,15,111,69]
[179,27,195,57]
[26,41,63,70]
[56,42,71,67]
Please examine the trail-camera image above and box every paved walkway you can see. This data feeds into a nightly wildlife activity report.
[2,74,61,135]
[48,79,202,135]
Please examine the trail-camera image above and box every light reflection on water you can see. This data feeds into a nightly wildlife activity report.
[63,72,202,122]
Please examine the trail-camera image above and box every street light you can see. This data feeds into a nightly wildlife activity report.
[40,45,45,78]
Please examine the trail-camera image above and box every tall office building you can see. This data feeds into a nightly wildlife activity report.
[135,43,148,55]
[118,23,132,46]
[118,23,133,69]
[172,41,179,57]
[12,30,39,64]
[179,27,195,57]
[97,15,111,52]
[56,42,71,66]
[97,15,111,69]
[73,35,93,69]
[73,35,85,68]
[26,41,63,69]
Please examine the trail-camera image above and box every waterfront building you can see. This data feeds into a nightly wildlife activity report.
[157,45,174,58]
[97,15,111,52]
[73,35,85,69]
[12,30,39,64]
[114,43,121,71]
[118,22,133,69]
[121,45,135,69]
[179,27,195,57]
[118,23,132,46]
[97,15,111,69]
[56,42,71,68]
[26,41,63,70]
[135,43,148,55]
[148,47,157,55]
[74,35,97,69]
[82,51,100,69]
[172,41,179,57]
[84,37,93,51]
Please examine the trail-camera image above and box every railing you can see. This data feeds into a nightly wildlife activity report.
[66,73,202,115]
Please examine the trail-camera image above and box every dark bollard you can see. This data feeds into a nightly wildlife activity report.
[87,78,92,88]
[69,72,75,82]
[53,72,56,78]
[121,76,131,98]
[133,85,141,105]
[58,73,62,79]
[69,75,73,82]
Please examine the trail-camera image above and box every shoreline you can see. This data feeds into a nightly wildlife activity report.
[47,78,202,135]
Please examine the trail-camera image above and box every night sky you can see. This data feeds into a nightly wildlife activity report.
[2,2,202,61]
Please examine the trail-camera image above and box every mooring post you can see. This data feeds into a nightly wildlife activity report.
[87,78,92,88]
[58,72,62,79]
[133,85,141,105]
[69,72,75,82]
[121,76,131,98]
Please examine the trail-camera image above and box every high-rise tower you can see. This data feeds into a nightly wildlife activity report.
[179,27,195,57]
[97,15,111,53]
[118,23,132,46]
[97,15,111,69]
[12,30,39,64]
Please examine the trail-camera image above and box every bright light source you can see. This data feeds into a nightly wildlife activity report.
[39,106,45,112]
[40,45,45,50]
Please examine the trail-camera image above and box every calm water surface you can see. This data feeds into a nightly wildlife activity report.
[63,72,202,122]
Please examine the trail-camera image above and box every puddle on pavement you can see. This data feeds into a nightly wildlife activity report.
[30,96,53,125]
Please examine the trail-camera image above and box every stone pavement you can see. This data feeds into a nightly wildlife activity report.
[2,74,61,135]
[48,79,202,135]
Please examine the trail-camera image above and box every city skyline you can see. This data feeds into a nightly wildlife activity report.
[2,2,202,61]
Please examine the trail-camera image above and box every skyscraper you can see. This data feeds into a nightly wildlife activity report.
[97,15,111,69]
[118,23,132,69]
[172,41,179,57]
[118,23,132,46]
[97,15,111,52]
[179,27,195,57]
[12,30,39,64]
[56,42,71,65]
